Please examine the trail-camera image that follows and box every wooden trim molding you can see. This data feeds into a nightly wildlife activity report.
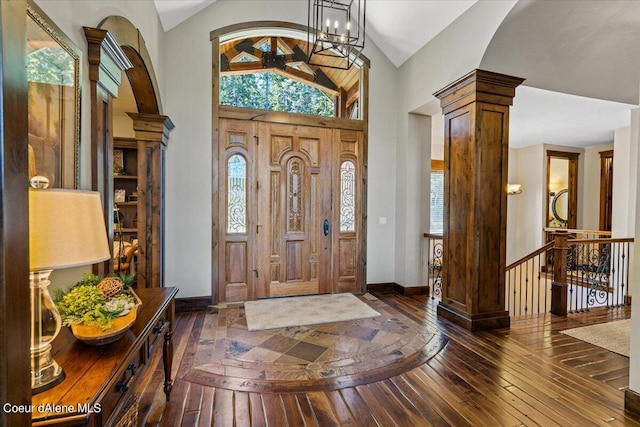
[367,283,429,296]
[1,1,31,424]
[176,296,213,313]
[431,159,444,171]
[98,15,164,114]
[219,105,366,131]
[547,150,580,160]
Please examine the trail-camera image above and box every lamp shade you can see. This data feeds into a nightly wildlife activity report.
[29,189,110,271]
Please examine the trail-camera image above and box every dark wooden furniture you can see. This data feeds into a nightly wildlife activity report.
[114,137,139,245]
[434,69,524,331]
[32,287,178,427]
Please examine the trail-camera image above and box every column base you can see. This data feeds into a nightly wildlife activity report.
[437,302,510,331]
[625,388,640,416]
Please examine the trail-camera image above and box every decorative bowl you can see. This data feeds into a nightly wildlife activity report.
[71,290,141,346]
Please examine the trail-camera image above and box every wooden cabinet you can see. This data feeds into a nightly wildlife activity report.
[32,287,178,427]
[114,137,139,244]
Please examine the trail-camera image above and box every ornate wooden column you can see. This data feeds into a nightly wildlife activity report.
[127,113,174,288]
[434,69,524,331]
[84,28,132,276]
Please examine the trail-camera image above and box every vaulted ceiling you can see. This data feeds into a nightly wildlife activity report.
[154,0,638,148]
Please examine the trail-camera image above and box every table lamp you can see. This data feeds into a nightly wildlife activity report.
[29,180,110,393]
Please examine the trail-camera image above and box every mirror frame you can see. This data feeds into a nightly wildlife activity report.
[27,0,81,189]
[546,150,579,229]
[551,188,569,225]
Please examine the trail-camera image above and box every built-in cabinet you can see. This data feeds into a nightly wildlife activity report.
[114,137,139,243]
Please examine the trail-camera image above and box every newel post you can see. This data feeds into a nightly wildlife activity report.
[550,231,569,316]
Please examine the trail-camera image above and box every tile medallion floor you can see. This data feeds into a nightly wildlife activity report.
[182,293,446,392]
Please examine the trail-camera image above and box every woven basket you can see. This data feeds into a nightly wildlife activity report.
[115,397,138,427]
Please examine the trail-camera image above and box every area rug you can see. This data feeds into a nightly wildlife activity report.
[560,319,630,357]
[182,293,445,392]
[244,293,380,331]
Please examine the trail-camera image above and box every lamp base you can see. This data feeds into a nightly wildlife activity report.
[30,269,65,394]
[32,362,65,394]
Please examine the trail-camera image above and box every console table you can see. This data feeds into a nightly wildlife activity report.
[32,287,178,427]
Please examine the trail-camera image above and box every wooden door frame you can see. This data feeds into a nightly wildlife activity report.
[211,22,369,304]
[599,150,613,232]
[546,150,579,230]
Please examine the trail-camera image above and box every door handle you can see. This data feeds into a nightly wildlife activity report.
[323,219,330,236]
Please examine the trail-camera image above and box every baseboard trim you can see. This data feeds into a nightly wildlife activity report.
[625,388,640,416]
[367,282,430,296]
[176,296,212,313]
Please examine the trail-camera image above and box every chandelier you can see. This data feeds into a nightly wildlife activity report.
[307,0,366,70]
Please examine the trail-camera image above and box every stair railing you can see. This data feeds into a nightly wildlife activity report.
[505,230,633,317]
[423,233,443,299]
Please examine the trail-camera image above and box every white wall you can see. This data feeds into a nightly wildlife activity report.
[163,0,400,297]
[398,1,517,113]
[431,113,444,160]
[506,148,519,264]
[395,114,431,287]
[582,142,614,230]
[513,144,545,259]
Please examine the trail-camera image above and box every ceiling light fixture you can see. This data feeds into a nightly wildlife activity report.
[307,0,366,70]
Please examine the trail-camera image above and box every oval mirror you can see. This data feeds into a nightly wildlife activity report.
[551,188,569,226]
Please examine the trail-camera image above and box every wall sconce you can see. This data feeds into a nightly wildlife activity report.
[29,178,110,393]
[507,184,522,195]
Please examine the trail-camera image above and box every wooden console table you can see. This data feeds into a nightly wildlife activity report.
[32,287,178,426]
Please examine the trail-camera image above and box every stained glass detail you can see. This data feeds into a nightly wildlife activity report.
[227,155,247,233]
[288,159,303,231]
[340,161,356,232]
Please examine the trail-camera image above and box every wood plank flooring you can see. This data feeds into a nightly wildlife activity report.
[136,292,638,426]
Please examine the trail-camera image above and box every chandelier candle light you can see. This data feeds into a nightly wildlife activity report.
[29,179,110,393]
[307,0,366,70]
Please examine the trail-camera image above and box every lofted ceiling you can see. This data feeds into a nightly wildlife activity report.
[154,0,637,149]
[153,0,475,67]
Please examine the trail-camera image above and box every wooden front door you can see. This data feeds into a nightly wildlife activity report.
[255,123,333,298]
[217,117,364,302]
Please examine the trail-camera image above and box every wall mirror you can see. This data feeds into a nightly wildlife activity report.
[27,0,80,189]
[546,150,579,229]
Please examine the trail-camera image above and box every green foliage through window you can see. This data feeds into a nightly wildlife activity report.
[27,47,75,86]
[220,72,335,117]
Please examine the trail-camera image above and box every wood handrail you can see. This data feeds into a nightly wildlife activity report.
[506,241,554,270]
[568,237,634,244]
[423,233,443,239]
[543,227,612,236]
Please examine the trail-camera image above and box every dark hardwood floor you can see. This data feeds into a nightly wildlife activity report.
[135,292,637,426]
